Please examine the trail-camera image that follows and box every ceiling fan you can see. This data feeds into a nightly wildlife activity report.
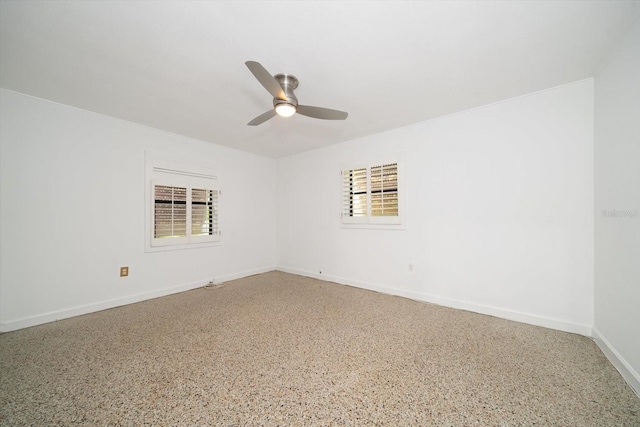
[245,61,348,126]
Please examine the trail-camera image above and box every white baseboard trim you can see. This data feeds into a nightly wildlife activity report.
[276,266,592,337]
[0,266,275,333]
[592,327,640,397]
[215,266,274,285]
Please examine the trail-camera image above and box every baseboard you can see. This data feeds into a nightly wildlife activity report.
[0,266,275,333]
[276,266,592,337]
[592,327,640,397]
[215,266,275,284]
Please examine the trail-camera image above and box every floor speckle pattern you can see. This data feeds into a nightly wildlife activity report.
[1,271,639,426]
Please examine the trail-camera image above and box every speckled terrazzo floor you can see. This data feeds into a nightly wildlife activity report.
[1,272,638,426]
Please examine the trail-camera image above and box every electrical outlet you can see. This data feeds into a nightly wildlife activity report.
[120,266,129,277]
[408,263,413,272]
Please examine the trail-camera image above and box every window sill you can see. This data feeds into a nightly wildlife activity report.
[340,223,406,231]
[145,241,222,253]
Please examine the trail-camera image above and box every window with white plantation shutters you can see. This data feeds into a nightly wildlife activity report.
[146,155,221,250]
[341,161,401,226]
[151,181,220,247]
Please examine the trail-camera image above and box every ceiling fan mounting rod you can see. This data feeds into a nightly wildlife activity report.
[273,73,298,107]
[275,73,298,89]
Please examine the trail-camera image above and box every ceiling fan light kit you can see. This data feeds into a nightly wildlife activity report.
[275,103,296,117]
[245,61,348,126]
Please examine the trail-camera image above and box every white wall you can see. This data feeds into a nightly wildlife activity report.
[1,79,596,338]
[0,90,277,331]
[277,79,594,335]
[594,18,640,395]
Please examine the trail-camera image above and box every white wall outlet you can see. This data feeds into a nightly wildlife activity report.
[408,263,413,272]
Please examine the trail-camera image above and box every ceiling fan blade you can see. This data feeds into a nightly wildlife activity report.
[245,61,287,101]
[248,109,277,126]
[297,105,348,120]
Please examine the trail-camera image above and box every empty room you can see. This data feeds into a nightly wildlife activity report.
[1,1,639,425]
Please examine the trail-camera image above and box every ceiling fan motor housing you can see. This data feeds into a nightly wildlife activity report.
[273,73,299,108]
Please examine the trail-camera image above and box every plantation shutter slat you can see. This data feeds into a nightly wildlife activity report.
[342,167,368,221]
[191,188,211,236]
[191,188,220,237]
[371,163,398,217]
[154,185,187,238]
[210,190,220,237]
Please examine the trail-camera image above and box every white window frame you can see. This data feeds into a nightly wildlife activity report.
[341,158,405,229]
[145,153,221,252]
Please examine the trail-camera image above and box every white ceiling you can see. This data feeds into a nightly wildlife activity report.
[1,1,638,158]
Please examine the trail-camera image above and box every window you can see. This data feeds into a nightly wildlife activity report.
[146,154,220,251]
[152,185,220,246]
[342,161,400,225]
[154,185,187,239]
